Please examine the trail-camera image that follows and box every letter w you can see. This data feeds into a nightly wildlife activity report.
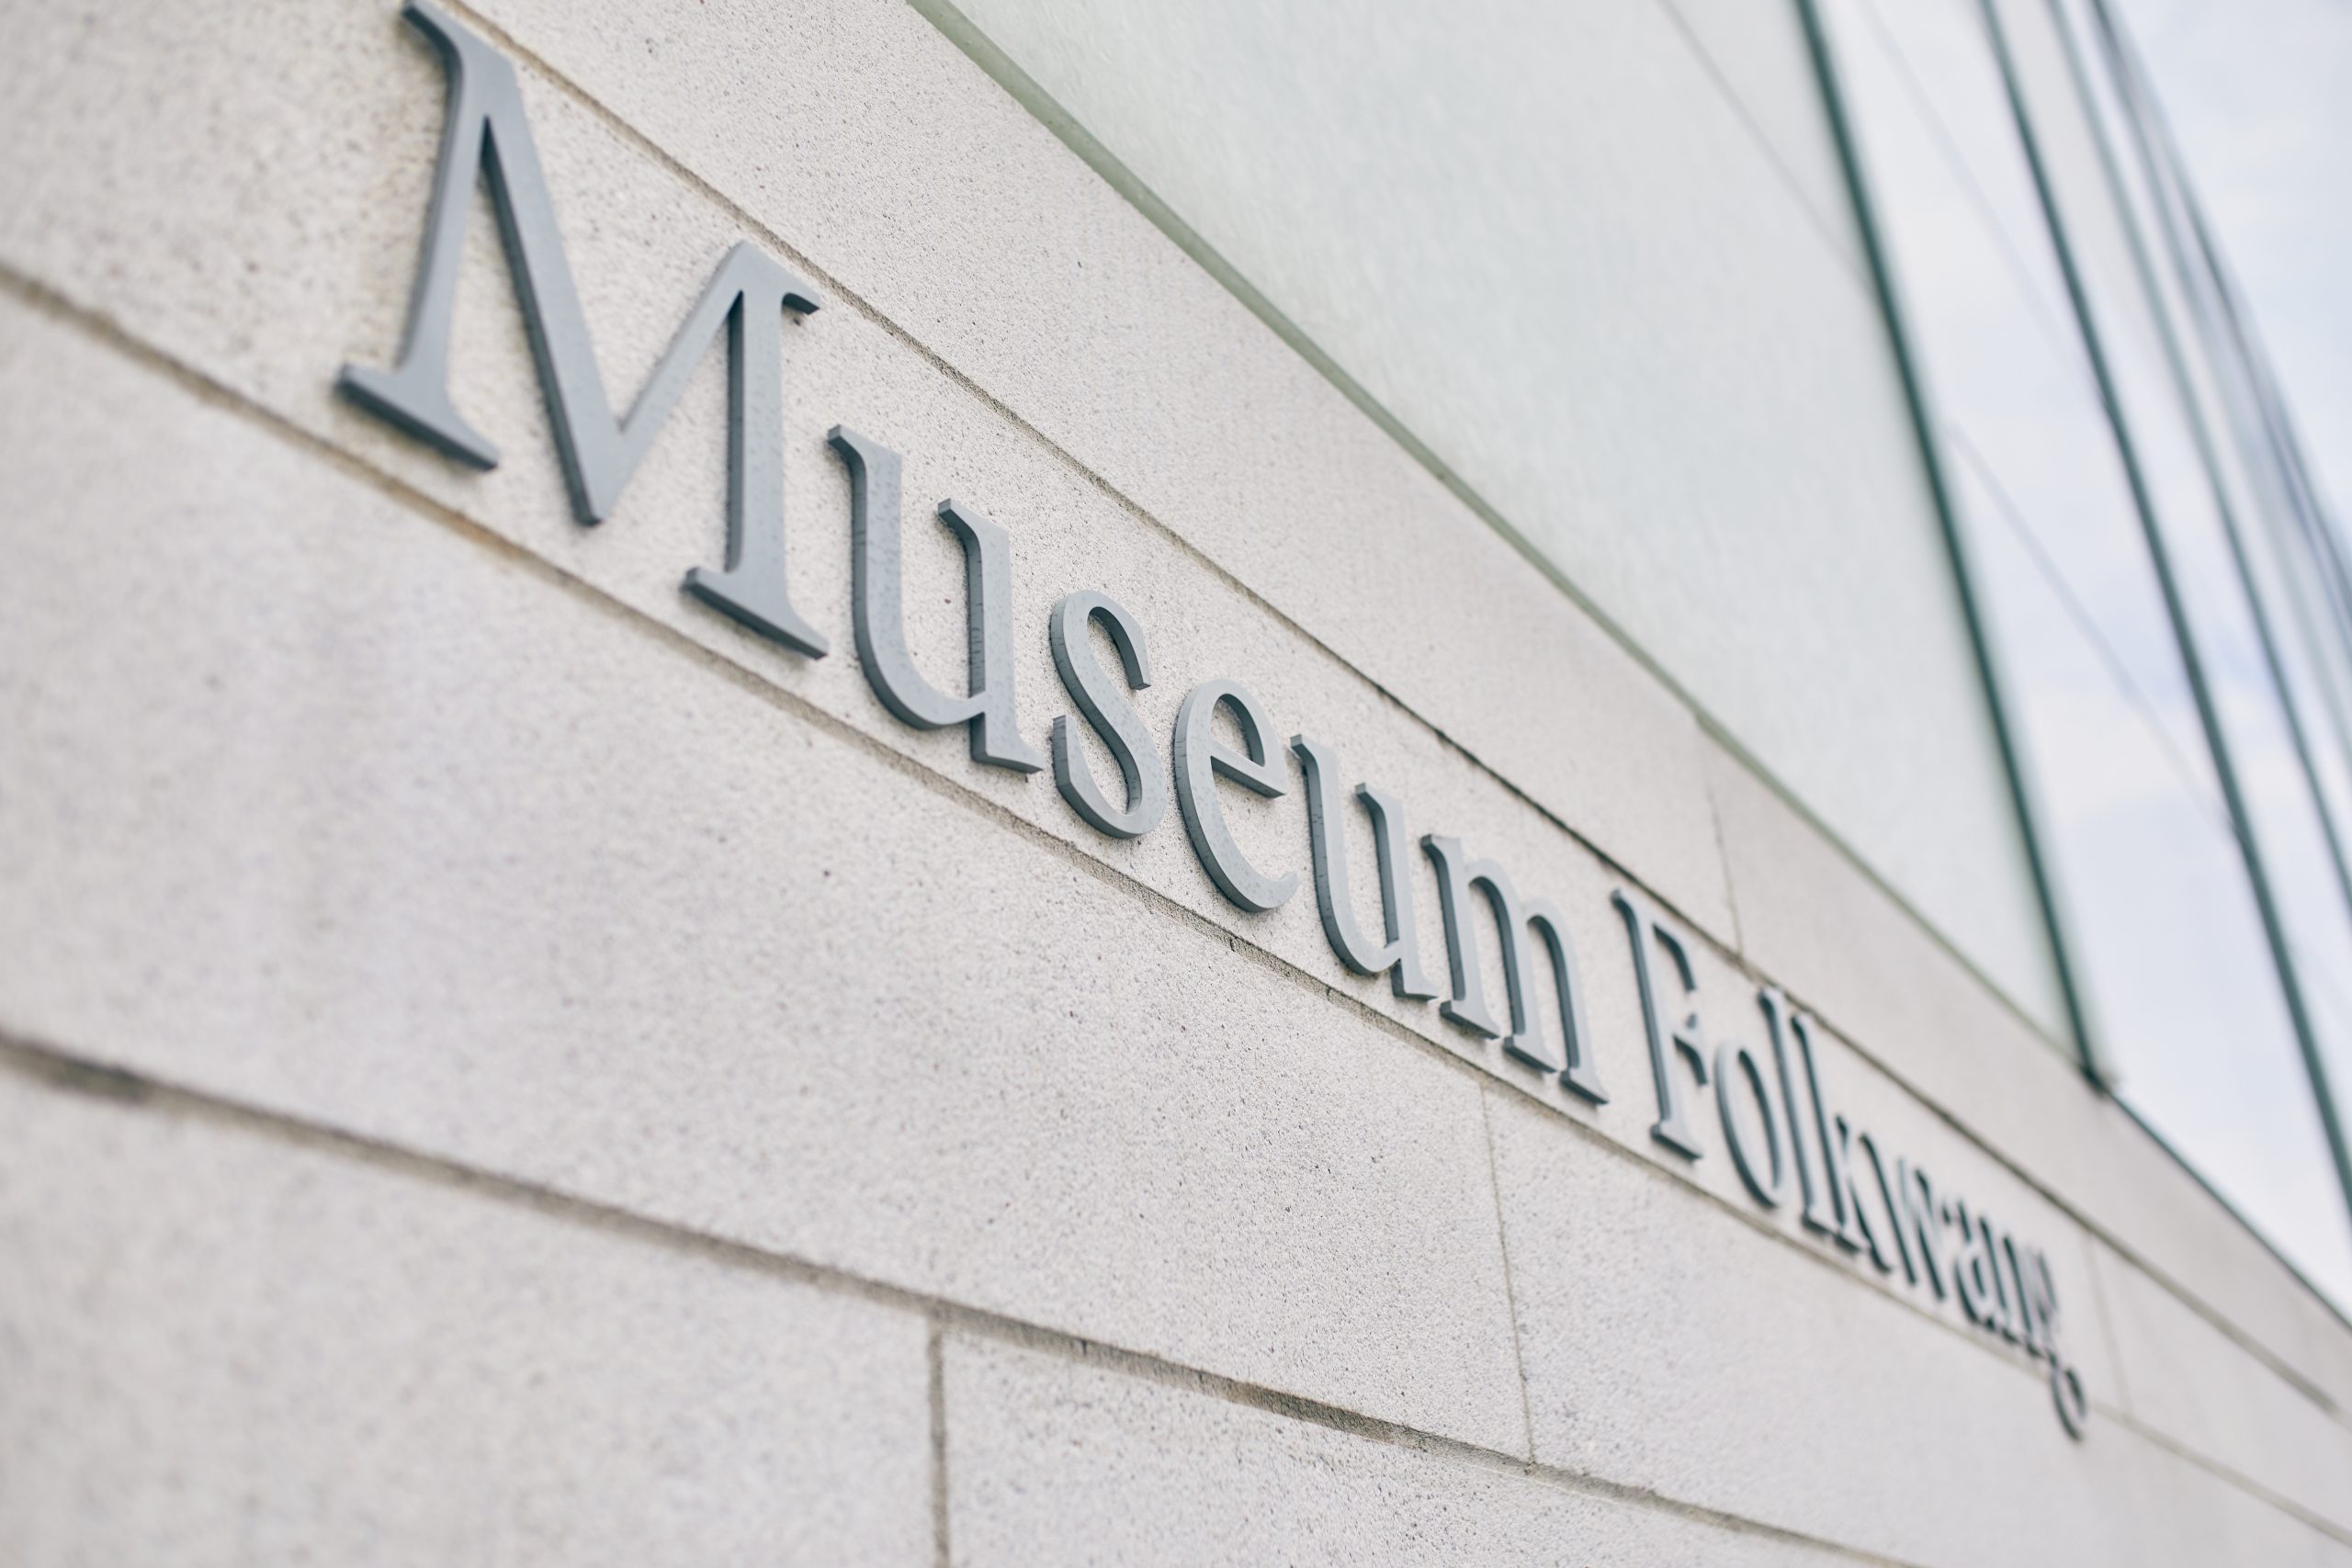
[340,0,827,656]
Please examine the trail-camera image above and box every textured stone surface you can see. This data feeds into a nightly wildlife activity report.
[1489,882,2130,1419]
[5,283,2345,1549]
[0,0,1724,1118]
[1491,1080,2147,1568]
[929,0,2061,1038]
[0,0,1735,941]
[1705,732,2352,1414]
[0,0,2174,1267]
[473,0,1766,944]
[2,0,2350,1554]
[944,1332,2352,1567]
[2093,1238,2352,1534]
[0,297,1527,1455]
[0,1061,932,1568]
[944,1335,1846,1568]
[2117,1427,2352,1566]
[0,0,1788,1284]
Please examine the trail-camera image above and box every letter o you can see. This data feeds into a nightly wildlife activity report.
[1714,1040,1790,1209]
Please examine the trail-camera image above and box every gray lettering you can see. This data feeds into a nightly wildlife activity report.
[832,427,1043,773]
[1892,1158,1950,1300]
[1759,987,1861,1251]
[1049,592,1165,838]
[1714,1040,1789,1206]
[1424,843,1607,1100]
[1173,682,1298,913]
[1845,1124,1907,1278]
[1613,889,1709,1156]
[1949,1195,2001,1330]
[340,0,826,656]
[1292,738,1437,1000]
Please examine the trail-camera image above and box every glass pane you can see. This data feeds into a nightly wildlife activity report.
[2002,0,2352,1285]
[944,0,2070,1035]
[1814,0,2352,1303]
[2054,0,2352,797]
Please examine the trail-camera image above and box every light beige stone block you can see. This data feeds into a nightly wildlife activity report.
[0,297,1528,1454]
[0,1061,933,1568]
[944,1334,1849,1568]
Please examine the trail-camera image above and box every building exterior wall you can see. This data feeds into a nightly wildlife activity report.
[932,0,2071,1040]
[1,0,2348,1562]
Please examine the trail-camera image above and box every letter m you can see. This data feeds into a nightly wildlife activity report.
[341,1,827,655]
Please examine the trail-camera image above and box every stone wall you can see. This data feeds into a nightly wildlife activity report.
[1,0,2347,1562]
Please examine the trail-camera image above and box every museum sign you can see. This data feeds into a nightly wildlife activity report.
[342,0,2092,1437]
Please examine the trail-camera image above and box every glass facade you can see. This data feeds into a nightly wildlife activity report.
[1812,0,2352,1304]
[944,0,2075,1043]
[869,0,2352,1310]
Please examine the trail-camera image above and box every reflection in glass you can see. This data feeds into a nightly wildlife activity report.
[1812,0,2352,1303]
[1990,0,2352,1248]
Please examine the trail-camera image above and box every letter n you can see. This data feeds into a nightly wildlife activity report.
[341,0,828,656]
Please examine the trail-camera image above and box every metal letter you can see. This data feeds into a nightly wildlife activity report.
[1173,681,1298,913]
[2017,1243,2056,1353]
[1891,1158,1950,1301]
[832,427,1044,773]
[1713,1041,1788,1207]
[1847,1125,1910,1280]
[1613,888,1710,1156]
[1948,1194,2001,1330]
[2004,1232,2045,1357]
[1423,843,1605,1100]
[1982,1213,2024,1346]
[1292,737,1437,999]
[2051,1353,2089,1438]
[1526,902,1609,1105]
[1758,987,1830,1235]
[1424,838,1509,1041]
[1834,1117,1902,1276]
[2018,1248,2088,1438]
[1048,592,1165,838]
[340,1,826,656]
[1759,987,1861,1252]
